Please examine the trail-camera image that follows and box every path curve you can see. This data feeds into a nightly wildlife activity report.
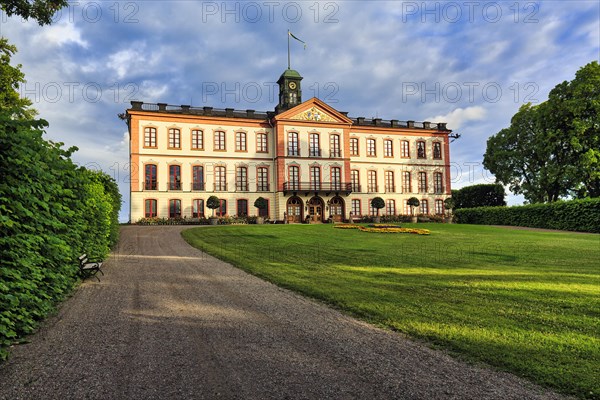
[0,226,570,399]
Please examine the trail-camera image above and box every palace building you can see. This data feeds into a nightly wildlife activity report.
[125,68,454,223]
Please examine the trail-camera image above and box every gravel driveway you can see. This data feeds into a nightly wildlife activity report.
[0,226,569,399]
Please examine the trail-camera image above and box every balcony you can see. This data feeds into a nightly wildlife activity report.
[309,149,322,157]
[257,184,270,192]
[192,182,205,191]
[236,183,249,192]
[169,181,182,191]
[287,149,300,156]
[385,186,395,193]
[282,182,355,196]
[329,150,341,158]
[214,183,227,192]
[144,181,158,191]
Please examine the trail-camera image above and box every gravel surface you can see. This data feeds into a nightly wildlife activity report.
[0,226,571,399]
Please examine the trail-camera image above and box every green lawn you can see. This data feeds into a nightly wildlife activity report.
[182,224,600,399]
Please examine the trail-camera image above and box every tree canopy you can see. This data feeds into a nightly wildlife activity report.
[451,184,506,209]
[0,0,68,25]
[483,61,600,202]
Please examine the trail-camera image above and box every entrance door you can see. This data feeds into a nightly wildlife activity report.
[307,197,324,223]
[286,197,302,223]
[330,196,345,222]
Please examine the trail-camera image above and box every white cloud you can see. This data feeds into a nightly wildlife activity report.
[426,106,487,130]
[32,21,88,48]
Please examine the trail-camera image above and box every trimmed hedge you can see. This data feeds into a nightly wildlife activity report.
[454,198,600,233]
[0,115,121,360]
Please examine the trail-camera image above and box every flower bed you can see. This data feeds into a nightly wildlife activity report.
[333,224,430,235]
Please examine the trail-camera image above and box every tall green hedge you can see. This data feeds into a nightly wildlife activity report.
[454,198,600,233]
[0,113,121,360]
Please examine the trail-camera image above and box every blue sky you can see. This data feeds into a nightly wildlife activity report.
[2,1,599,221]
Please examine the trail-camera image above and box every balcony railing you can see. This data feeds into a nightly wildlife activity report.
[330,150,341,158]
[257,184,270,192]
[169,181,182,191]
[144,181,158,190]
[309,149,322,157]
[385,186,395,193]
[214,183,227,191]
[367,185,379,193]
[287,149,300,156]
[282,182,356,194]
[192,182,205,191]
[236,183,249,192]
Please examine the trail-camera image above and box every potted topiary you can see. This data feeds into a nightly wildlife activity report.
[206,195,221,225]
[407,197,420,223]
[444,197,455,223]
[370,197,385,223]
[254,197,268,224]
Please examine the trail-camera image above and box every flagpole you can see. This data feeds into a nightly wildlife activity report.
[287,29,291,69]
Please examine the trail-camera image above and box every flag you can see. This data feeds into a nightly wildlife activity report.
[289,31,307,49]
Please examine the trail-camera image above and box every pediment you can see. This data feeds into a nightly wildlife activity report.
[275,98,353,124]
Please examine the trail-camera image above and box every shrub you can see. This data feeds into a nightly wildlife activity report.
[454,198,600,233]
[206,196,220,217]
[370,197,385,215]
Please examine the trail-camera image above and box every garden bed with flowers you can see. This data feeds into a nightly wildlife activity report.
[334,223,430,235]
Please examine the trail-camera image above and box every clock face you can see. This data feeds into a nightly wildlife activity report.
[288,81,297,90]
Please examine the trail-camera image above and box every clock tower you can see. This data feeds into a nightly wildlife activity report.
[275,69,303,114]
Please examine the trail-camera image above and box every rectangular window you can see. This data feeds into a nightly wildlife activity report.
[330,134,341,158]
[310,166,321,190]
[434,172,444,193]
[288,166,299,190]
[420,199,429,215]
[236,132,247,151]
[351,199,361,216]
[367,170,377,193]
[215,166,227,191]
[402,171,411,193]
[385,171,394,193]
[144,199,157,217]
[191,130,203,150]
[192,199,204,218]
[168,128,181,149]
[367,139,376,156]
[417,141,426,158]
[192,166,204,191]
[257,167,269,192]
[309,133,320,157]
[237,199,248,217]
[258,199,269,217]
[169,165,181,190]
[169,199,181,218]
[217,199,227,217]
[419,171,428,193]
[350,138,359,156]
[144,127,157,148]
[351,170,360,192]
[435,199,444,215]
[331,167,341,191]
[145,164,157,190]
[433,142,442,159]
[384,140,393,157]
[288,132,299,156]
[386,199,396,215]
[401,140,410,158]
[256,133,268,153]
[214,131,226,151]
[236,167,248,191]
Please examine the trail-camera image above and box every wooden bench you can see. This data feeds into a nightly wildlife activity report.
[78,254,104,281]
